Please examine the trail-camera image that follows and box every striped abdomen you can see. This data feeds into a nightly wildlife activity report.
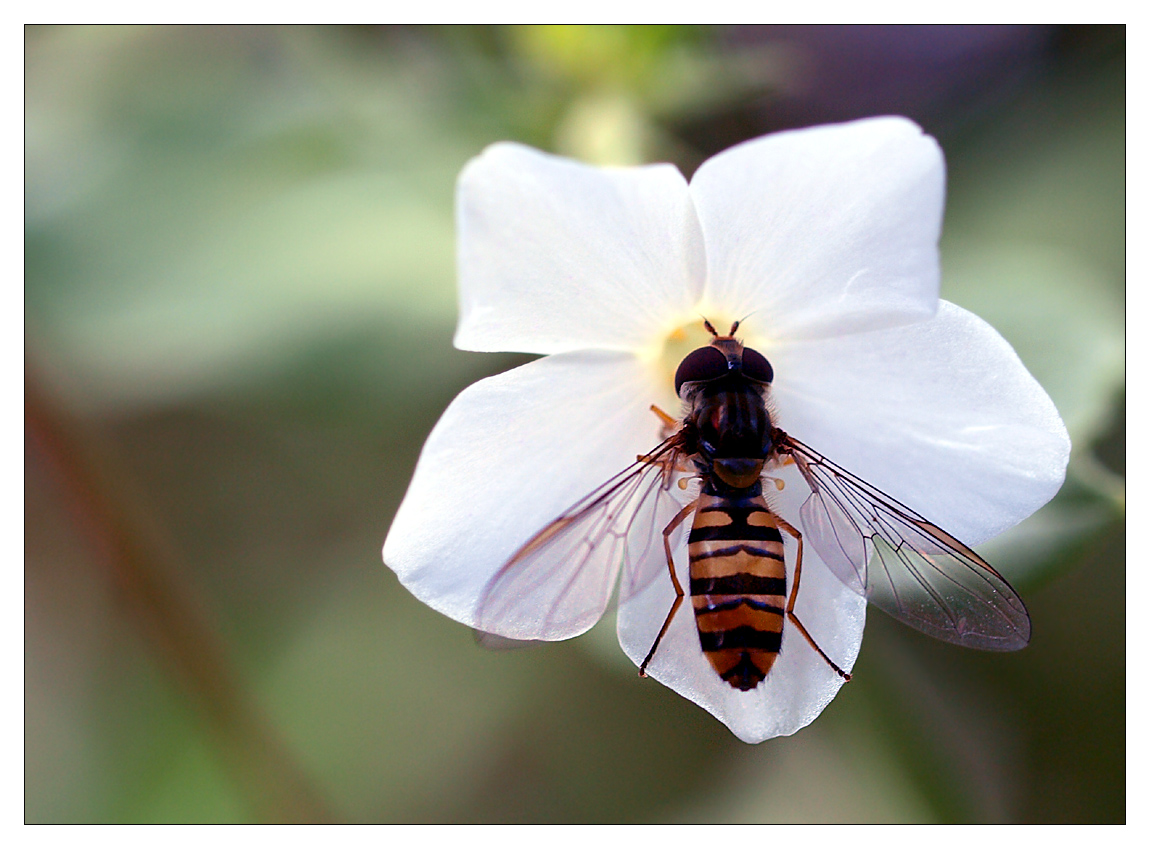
[688,492,786,691]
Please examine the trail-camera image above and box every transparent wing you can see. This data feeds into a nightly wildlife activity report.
[776,431,1031,650]
[476,434,694,642]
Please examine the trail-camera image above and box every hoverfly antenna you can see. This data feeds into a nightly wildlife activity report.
[702,318,719,338]
[728,320,740,336]
[734,310,760,334]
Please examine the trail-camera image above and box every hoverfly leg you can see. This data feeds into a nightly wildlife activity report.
[649,404,680,440]
[639,498,697,678]
[634,449,690,482]
[776,516,851,682]
[649,404,677,428]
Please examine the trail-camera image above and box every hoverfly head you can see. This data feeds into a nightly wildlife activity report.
[674,321,774,397]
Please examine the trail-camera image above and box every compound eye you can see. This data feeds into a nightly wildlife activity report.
[674,346,729,395]
[741,347,774,384]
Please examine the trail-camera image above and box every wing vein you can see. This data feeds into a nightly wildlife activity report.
[777,430,1031,650]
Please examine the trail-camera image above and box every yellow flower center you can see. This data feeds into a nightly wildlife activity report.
[637,315,740,409]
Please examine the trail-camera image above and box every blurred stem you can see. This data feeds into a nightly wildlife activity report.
[25,363,335,823]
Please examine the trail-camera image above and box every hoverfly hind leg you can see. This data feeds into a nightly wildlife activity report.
[776,515,851,682]
[639,498,697,678]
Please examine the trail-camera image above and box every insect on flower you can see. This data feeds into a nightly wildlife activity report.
[384,117,1070,742]
[478,318,1031,695]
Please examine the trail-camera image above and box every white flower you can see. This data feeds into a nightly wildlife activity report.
[383,116,1070,743]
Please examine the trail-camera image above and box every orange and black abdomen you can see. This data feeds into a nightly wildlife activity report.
[688,492,786,691]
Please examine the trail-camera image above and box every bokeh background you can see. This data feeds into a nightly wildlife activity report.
[25,25,1125,823]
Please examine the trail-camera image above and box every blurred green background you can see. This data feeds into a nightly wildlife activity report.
[25,25,1124,823]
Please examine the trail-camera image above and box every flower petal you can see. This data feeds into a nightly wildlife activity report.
[769,299,1071,547]
[384,351,671,633]
[616,472,867,743]
[690,117,945,340]
[454,142,706,355]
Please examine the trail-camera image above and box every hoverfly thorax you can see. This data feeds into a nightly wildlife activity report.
[675,326,776,493]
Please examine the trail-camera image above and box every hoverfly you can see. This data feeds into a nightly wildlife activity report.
[477,320,1031,690]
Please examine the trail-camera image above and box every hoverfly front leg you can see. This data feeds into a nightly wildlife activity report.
[776,515,851,682]
[649,404,679,440]
[639,498,698,678]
